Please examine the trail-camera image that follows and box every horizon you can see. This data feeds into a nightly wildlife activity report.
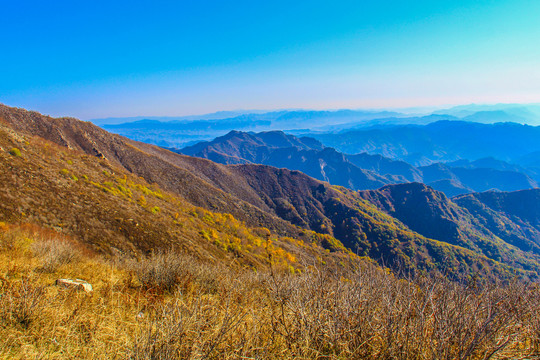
[4,101,540,124]
[3,1,540,119]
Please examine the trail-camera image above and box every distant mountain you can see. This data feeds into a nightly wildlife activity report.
[181,131,395,190]
[461,110,528,124]
[180,130,324,164]
[346,153,423,182]
[181,130,538,196]
[89,110,272,125]
[311,121,540,165]
[419,163,537,194]
[314,114,458,132]
[93,106,540,150]
[434,104,540,125]
[446,157,526,173]
[426,179,473,197]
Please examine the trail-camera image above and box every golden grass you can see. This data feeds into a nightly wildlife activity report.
[1,224,540,359]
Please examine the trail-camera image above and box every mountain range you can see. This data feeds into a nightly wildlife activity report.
[93,104,540,148]
[311,121,540,166]
[180,130,539,197]
[2,103,540,281]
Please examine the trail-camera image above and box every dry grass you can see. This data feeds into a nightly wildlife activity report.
[31,237,81,273]
[1,225,540,359]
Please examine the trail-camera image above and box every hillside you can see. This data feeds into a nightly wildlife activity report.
[226,166,540,278]
[1,104,539,280]
[358,183,540,272]
[454,189,540,254]
[0,118,355,271]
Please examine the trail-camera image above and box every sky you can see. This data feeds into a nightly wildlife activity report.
[2,0,540,119]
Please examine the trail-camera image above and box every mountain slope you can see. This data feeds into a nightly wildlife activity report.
[358,183,540,272]
[454,189,540,254]
[0,121,350,271]
[226,166,540,278]
[1,104,538,279]
[181,131,395,190]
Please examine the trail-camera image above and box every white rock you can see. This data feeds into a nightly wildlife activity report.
[55,278,93,292]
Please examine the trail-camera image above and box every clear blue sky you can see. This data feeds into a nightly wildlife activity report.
[2,0,540,119]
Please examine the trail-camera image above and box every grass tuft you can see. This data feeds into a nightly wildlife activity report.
[8,148,21,157]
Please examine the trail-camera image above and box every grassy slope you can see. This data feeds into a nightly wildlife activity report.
[0,122,356,271]
[1,225,539,359]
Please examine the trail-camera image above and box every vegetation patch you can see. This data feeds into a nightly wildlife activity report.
[9,147,21,157]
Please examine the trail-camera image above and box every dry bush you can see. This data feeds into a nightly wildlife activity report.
[31,237,81,272]
[1,227,539,359]
[0,279,47,329]
[523,284,540,353]
[126,251,225,294]
[130,298,247,359]
[262,264,531,359]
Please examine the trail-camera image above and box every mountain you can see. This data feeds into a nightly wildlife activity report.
[454,189,540,255]
[180,130,324,164]
[446,157,527,173]
[90,110,271,125]
[182,130,538,196]
[2,104,538,279]
[419,163,538,194]
[311,120,540,165]
[359,183,540,270]
[181,131,396,190]
[434,104,540,125]
[0,113,332,269]
[225,166,540,278]
[313,114,459,132]
[426,179,473,197]
[346,153,423,182]
[461,110,528,124]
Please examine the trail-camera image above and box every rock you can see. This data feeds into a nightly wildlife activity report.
[55,278,93,292]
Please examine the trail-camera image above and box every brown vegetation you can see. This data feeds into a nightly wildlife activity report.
[1,225,540,359]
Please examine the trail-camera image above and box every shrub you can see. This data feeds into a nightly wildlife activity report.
[0,279,46,329]
[127,252,190,292]
[31,238,81,273]
[126,252,224,295]
[9,148,21,157]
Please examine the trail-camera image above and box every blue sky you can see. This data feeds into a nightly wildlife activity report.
[2,0,540,119]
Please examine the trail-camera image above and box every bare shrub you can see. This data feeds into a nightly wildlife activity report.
[32,237,81,272]
[125,251,231,295]
[126,251,208,293]
[523,283,540,354]
[130,300,193,360]
[0,279,46,329]
[130,282,249,359]
[262,263,526,359]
